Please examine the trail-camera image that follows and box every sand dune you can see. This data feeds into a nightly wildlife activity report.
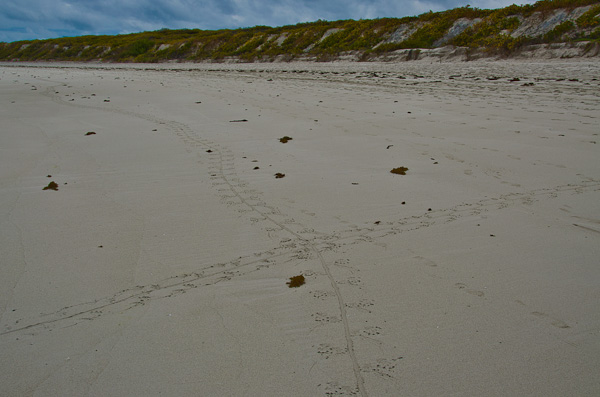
[1,60,599,396]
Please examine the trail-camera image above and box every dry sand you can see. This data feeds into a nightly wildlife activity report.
[1,60,599,396]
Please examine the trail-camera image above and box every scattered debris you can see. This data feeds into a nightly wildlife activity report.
[279,136,293,143]
[275,173,286,179]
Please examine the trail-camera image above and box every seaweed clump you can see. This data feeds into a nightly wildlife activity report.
[279,136,293,143]
[287,275,305,288]
[43,181,59,191]
[390,167,409,175]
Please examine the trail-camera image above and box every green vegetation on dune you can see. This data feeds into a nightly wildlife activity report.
[577,3,600,26]
[450,8,524,52]
[1,0,599,62]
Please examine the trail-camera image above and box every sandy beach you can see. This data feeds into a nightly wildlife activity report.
[1,60,599,396]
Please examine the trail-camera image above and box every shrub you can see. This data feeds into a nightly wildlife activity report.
[124,39,153,57]
[577,4,600,27]
[544,20,575,41]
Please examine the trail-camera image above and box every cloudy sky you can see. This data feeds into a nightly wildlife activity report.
[1,0,534,43]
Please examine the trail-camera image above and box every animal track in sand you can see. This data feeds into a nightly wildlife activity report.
[322,381,359,396]
[363,357,404,379]
[312,290,334,300]
[41,81,369,395]
[312,312,341,324]
[316,343,347,358]
[346,299,375,313]
[531,311,570,329]
[454,282,485,297]
[31,73,600,397]
[357,325,382,337]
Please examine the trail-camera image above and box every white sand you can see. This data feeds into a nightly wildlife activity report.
[1,60,599,396]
